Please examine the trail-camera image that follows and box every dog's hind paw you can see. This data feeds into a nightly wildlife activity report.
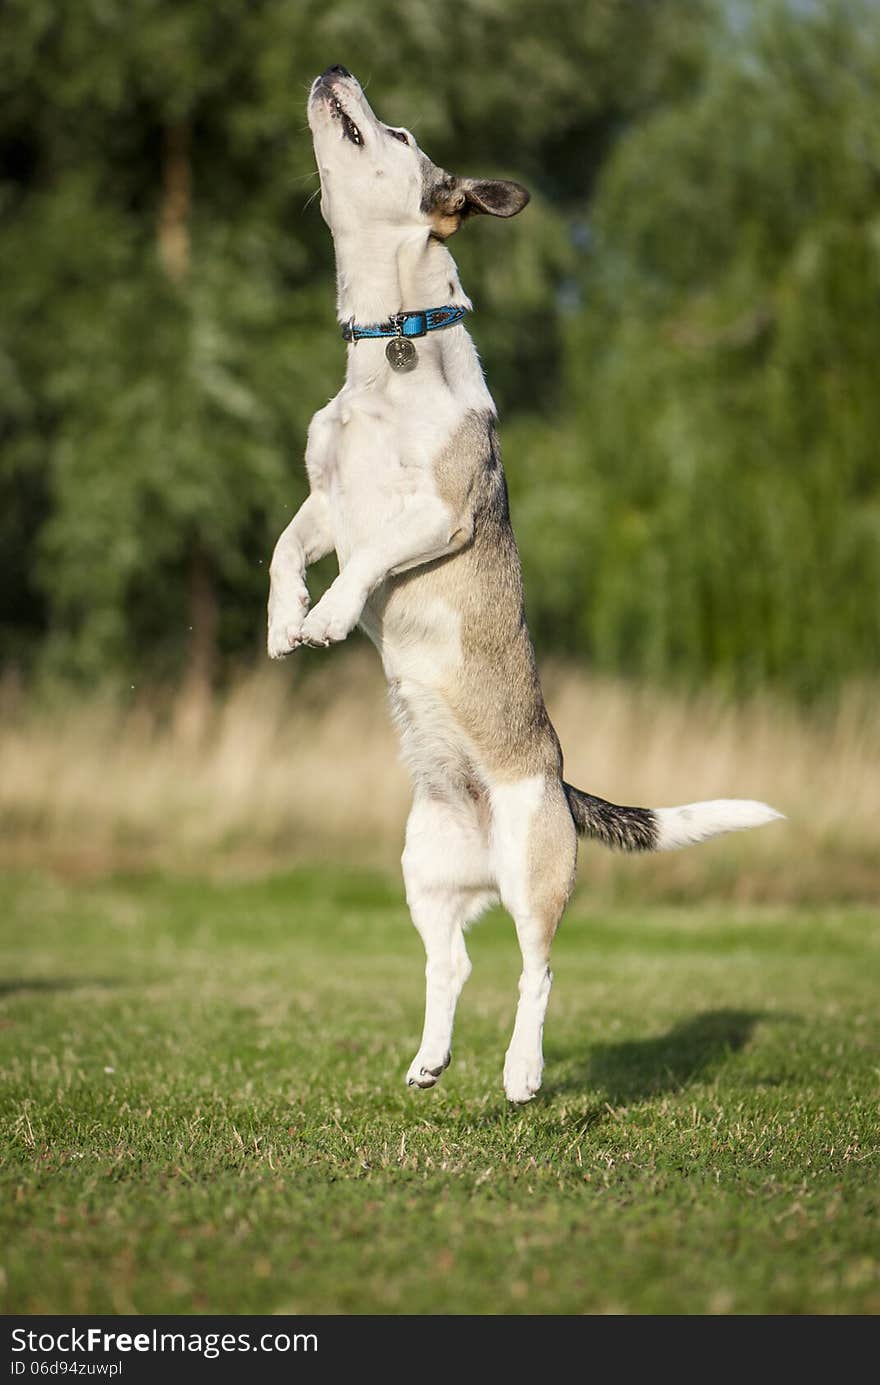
[503,1052,543,1104]
[405,1050,451,1090]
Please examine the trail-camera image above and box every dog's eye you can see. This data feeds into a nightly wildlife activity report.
[388,128,410,145]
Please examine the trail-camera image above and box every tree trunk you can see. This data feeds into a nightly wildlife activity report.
[158,122,191,285]
[158,121,218,737]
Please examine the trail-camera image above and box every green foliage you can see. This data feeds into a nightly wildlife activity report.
[0,0,877,695]
[507,0,880,695]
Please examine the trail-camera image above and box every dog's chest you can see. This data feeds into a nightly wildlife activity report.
[307,385,464,559]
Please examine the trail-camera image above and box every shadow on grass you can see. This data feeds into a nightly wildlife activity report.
[546,1008,768,1105]
[0,977,125,998]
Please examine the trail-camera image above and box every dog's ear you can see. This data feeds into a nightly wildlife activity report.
[461,179,530,219]
[427,176,530,239]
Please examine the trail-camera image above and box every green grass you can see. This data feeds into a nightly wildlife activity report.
[1,867,878,1315]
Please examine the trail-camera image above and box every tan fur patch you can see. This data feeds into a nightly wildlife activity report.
[428,209,462,240]
[366,411,563,787]
[526,781,578,927]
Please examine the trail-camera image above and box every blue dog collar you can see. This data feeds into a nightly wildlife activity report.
[341,304,469,343]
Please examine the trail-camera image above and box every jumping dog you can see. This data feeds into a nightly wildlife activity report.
[267,66,781,1102]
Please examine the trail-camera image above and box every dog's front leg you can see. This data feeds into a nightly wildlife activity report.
[299,497,471,648]
[267,492,334,658]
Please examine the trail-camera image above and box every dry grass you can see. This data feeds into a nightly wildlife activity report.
[1,647,877,901]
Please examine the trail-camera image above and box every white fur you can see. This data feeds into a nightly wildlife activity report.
[402,793,496,1088]
[490,776,555,1102]
[654,799,783,851]
[489,776,546,916]
[382,598,463,683]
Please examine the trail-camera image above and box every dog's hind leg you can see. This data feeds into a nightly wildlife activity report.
[490,776,578,1103]
[402,792,495,1089]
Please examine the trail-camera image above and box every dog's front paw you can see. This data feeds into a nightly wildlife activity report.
[299,590,361,648]
[267,585,309,659]
[267,620,306,659]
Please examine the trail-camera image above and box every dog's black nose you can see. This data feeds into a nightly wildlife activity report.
[322,65,351,80]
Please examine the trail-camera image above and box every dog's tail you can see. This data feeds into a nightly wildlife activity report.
[563,784,783,853]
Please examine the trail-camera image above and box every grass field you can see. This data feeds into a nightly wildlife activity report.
[1,866,877,1315]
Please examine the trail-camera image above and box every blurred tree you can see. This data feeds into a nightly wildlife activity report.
[507,0,880,696]
[0,0,708,688]
[3,0,877,700]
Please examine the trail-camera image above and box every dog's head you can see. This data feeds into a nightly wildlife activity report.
[308,67,530,242]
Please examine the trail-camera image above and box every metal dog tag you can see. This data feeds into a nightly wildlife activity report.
[386,337,417,371]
